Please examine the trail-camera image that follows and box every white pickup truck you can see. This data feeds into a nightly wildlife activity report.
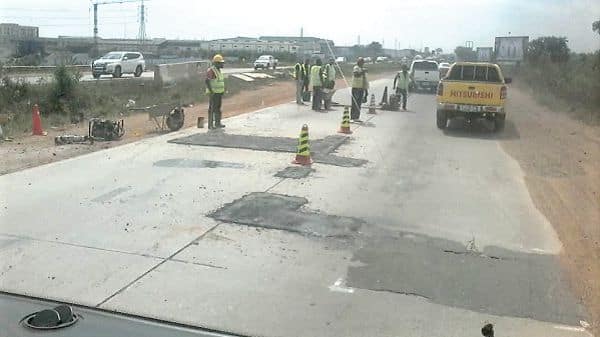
[253,55,278,70]
[409,60,439,92]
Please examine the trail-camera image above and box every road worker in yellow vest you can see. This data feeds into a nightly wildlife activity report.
[205,54,226,129]
[351,57,369,122]
[310,58,325,111]
[294,58,309,105]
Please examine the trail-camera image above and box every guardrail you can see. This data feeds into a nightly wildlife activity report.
[2,65,90,74]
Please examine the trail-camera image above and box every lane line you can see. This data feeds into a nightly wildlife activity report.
[95,223,221,308]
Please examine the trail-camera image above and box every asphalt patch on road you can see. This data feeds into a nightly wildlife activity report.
[169,133,367,167]
[209,192,363,237]
[153,158,245,169]
[346,232,587,325]
[275,166,314,179]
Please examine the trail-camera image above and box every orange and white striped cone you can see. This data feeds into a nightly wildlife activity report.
[338,106,353,134]
[292,124,312,166]
[31,104,47,136]
[368,93,377,114]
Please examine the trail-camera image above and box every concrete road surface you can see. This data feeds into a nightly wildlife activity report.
[0,78,592,337]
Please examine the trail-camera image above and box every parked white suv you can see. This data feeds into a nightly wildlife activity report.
[253,55,278,70]
[92,51,145,79]
[409,60,439,92]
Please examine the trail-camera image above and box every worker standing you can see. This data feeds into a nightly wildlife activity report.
[393,64,410,111]
[294,58,307,105]
[351,57,369,122]
[205,54,226,129]
[302,58,311,101]
[310,58,324,111]
[322,58,336,110]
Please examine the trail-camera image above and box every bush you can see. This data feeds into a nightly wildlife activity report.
[47,65,81,115]
[519,53,600,122]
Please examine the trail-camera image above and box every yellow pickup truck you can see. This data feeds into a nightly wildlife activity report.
[436,62,511,132]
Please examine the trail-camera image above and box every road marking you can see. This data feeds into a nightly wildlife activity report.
[553,325,586,332]
[530,248,551,254]
[329,278,354,294]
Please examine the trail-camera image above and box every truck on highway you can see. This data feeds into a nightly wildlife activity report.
[92,51,145,79]
[435,62,512,132]
[409,59,439,92]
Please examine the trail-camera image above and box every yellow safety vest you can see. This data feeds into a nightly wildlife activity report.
[352,65,367,89]
[310,65,322,87]
[206,66,225,94]
[294,63,307,79]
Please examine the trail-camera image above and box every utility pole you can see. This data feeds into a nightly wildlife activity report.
[137,0,147,45]
[93,3,99,57]
[300,27,303,38]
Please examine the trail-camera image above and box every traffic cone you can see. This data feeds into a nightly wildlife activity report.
[368,93,377,114]
[381,86,389,106]
[31,104,46,136]
[292,124,312,166]
[338,106,353,134]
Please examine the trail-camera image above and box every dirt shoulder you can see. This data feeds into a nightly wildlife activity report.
[0,73,392,175]
[501,84,600,334]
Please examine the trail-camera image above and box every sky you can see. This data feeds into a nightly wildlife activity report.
[1,0,599,52]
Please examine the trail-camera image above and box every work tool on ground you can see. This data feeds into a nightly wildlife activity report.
[292,124,312,166]
[55,135,94,145]
[381,86,400,111]
[88,118,125,141]
[129,103,185,132]
[338,106,353,134]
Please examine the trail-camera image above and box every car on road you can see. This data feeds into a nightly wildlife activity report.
[409,59,439,92]
[335,56,347,64]
[376,56,389,63]
[92,51,145,79]
[436,62,512,132]
[438,62,451,78]
[253,55,278,70]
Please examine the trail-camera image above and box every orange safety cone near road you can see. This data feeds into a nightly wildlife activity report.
[292,124,312,166]
[368,93,377,114]
[338,106,353,134]
[31,104,47,136]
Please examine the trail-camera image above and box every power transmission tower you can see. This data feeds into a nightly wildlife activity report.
[92,0,148,56]
[137,0,147,45]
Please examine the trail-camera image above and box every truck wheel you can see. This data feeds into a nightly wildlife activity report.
[134,66,143,77]
[112,66,122,78]
[93,73,101,79]
[436,109,447,129]
[493,117,505,132]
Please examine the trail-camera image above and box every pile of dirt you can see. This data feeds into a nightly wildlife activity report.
[501,87,600,335]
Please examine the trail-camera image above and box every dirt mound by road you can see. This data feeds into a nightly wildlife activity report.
[501,88,600,335]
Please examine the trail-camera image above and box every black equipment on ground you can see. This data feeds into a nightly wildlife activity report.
[88,118,125,141]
